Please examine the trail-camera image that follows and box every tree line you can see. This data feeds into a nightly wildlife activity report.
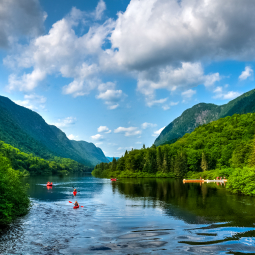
[92,113,255,182]
[0,140,93,176]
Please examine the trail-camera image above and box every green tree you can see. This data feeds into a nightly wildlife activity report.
[201,152,208,171]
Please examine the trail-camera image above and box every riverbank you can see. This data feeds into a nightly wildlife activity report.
[0,154,30,226]
[92,169,175,178]
[92,166,255,196]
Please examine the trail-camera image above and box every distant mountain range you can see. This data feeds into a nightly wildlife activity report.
[0,95,108,166]
[106,157,120,162]
[155,88,255,146]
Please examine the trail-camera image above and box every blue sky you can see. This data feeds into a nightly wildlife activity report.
[0,0,255,157]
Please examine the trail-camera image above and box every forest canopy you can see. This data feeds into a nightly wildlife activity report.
[92,113,255,184]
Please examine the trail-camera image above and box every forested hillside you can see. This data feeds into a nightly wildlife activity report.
[0,95,108,166]
[155,88,255,146]
[0,140,92,176]
[0,153,30,226]
[93,113,255,179]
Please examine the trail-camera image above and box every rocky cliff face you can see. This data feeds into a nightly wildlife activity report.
[154,88,255,146]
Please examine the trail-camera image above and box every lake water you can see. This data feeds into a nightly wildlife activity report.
[1,175,255,254]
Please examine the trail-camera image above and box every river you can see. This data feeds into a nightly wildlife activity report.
[1,175,255,254]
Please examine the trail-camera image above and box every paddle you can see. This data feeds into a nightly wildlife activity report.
[69,200,84,207]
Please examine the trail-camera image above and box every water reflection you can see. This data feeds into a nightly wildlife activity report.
[1,176,255,254]
[115,178,255,226]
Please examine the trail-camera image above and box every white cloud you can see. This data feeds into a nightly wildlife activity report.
[0,0,45,48]
[7,70,46,92]
[96,82,127,109]
[152,126,166,137]
[117,146,133,151]
[95,142,103,146]
[68,134,79,140]
[162,105,170,111]
[170,101,179,106]
[182,89,196,102]
[147,98,168,107]
[5,0,255,109]
[111,0,255,70]
[114,127,142,136]
[98,126,110,132]
[141,122,157,129]
[239,66,253,80]
[5,7,115,94]
[213,86,241,100]
[214,86,223,93]
[52,117,76,128]
[91,134,104,140]
[204,73,221,87]
[14,93,46,110]
[162,101,179,111]
[95,0,106,20]
[136,142,142,144]
[137,62,219,105]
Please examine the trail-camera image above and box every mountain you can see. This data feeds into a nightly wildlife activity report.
[0,95,108,166]
[106,157,120,162]
[154,88,255,146]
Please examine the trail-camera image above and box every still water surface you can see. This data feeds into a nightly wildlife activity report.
[1,175,255,254]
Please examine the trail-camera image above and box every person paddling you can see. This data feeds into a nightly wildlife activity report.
[73,188,77,192]
[74,200,79,207]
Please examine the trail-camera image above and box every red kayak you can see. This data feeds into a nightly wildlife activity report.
[73,191,77,196]
[46,183,53,186]
[73,205,79,209]
[111,178,117,181]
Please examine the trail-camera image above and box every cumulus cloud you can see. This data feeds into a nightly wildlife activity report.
[111,0,255,70]
[96,82,127,109]
[95,0,106,20]
[52,117,76,128]
[114,127,141,136]
[182,89,196,102]
[0,0,45,48]
[5,7,115,94]
[98,126,108,132]
[98,125,111,133]
[141,122,157,129]
[91,134,104,140]
[5,0,255,107]
[162,101,179,111]
[137,62,219,106]
[162,105,170,110]
[213,86,241,100]
[14,93,46,111]
[152,126,165,137]
[68,134,79,140]
[239,66,253,80]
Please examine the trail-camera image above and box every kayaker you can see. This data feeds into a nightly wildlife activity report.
[74,201,79,207]
[73,188,77,192]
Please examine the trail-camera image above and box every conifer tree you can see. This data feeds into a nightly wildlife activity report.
[201,152,208,171]
[111,157,117,172]
[249,134,255,167]
[157,147,163,171]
